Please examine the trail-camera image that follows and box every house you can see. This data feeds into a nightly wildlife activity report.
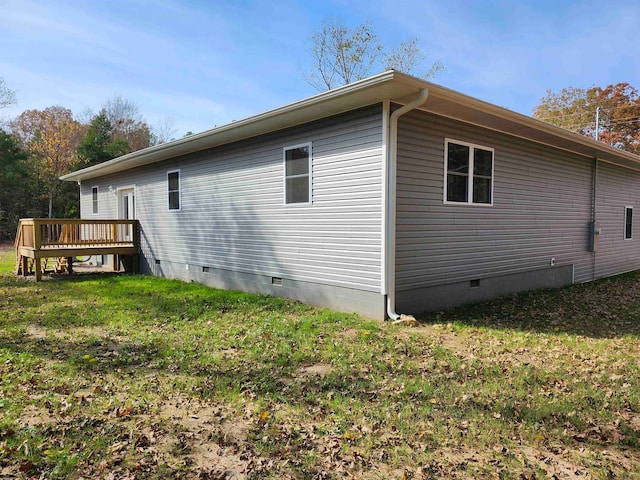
[61,71,640,320]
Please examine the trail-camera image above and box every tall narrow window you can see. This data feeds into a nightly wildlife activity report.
[445,139,494,205]
[284,143,311,204]
[168,170,180,210]
[625,207,633,239]
[92,186,99,214]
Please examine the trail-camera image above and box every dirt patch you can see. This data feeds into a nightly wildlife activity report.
[520,446,586,479]
[295,363,335,379]
[336,328,359,341]
[25,325,49,340]
[158,397,252,479]
[406,324,548,368]
[18,405,57,428]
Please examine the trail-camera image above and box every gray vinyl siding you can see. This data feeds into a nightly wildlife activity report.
[80,105,383,292]
[83,185,118,218]
[396,110,594,291]
[594,161,640,279]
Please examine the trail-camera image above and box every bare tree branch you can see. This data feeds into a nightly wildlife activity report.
[0,78,16,110]
[304,19,445,91]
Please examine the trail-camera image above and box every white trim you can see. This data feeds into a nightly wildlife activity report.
[283,142,312,206]
[167,169,181,211]
[443,138,494,206]
[381,100,390,295]
[91,186,99,215]
[117,185,136,220]
[624,206,633,240]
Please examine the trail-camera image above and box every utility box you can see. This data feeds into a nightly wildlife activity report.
[588,221,601,252]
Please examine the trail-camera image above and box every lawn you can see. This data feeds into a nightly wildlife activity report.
[1,248,640,479]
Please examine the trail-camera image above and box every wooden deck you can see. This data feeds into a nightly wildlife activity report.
[15,218,140,281]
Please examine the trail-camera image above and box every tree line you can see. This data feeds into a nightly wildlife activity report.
[0,79,177,240]
[533,83,640,155]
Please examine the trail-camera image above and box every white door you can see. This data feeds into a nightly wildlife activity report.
[118,188,135,241]
[119,189,135,220]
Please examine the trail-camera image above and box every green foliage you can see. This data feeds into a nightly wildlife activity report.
[0,130,37,239]
[77,112,131,168]
[102,96,153,151]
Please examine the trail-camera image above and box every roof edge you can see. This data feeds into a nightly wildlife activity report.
[61,71,399,182]
[417,77,640,165]
[62,70,640,181]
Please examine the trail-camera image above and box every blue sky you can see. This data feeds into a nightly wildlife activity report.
[2,0,639,137]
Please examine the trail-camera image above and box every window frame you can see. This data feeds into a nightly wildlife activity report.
[625,206,633,240]
[91,186,99,215]
[443,138,495,206]
[167,169,181,212]
[283,142,312,206]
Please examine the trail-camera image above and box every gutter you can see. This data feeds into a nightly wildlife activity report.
[385,88,429,320]
[60,70,401,183]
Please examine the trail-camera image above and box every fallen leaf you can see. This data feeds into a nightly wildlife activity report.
[116,407,133,418]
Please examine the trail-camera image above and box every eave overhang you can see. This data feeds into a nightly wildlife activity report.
[61,70,640,182]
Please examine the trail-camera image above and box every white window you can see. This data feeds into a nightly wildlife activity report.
[284,143,312,204]
[444,139,494,205]
[625,206,633,239]
[168,170,181,211]
[91,186,99,214]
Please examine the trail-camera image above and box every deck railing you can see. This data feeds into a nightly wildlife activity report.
[16,218,138,250]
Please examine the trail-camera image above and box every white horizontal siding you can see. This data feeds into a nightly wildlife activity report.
[80,105,383,292]
[395,110,594,291]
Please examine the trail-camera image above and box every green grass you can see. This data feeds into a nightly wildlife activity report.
[1,249,640,479]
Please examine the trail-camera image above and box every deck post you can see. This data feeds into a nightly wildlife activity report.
[21,256,28,277]
[34,258,42,282]
[33,221,42,251]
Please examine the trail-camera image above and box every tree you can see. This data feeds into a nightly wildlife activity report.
[77,111,129,167]
[305,18,443,91]
[306,19,383,91]
[11,107,85,218]
[533,83,640,155]
[0,130,32,239]
[152,117,178,145]
[102,96,153,152]
[0,78,16,110]
[384,39,444,79]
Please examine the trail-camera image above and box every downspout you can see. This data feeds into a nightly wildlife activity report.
[591,156,598,281]
[386,88,429,320]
